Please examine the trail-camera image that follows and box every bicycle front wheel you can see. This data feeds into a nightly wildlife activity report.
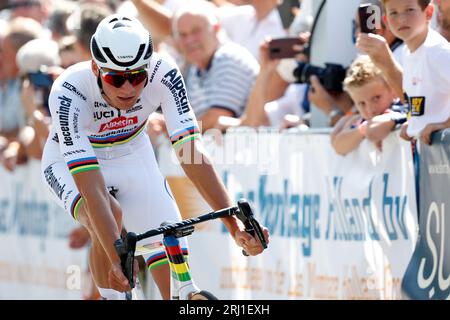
[189,290,218,300]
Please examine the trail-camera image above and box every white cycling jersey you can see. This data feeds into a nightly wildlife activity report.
[41,53,199,253]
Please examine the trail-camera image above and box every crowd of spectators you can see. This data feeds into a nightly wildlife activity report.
[1,0,449,299]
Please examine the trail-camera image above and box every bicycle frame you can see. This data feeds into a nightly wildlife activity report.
[115,199,267,300]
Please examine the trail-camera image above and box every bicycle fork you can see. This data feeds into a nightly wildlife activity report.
[163,234,200,300]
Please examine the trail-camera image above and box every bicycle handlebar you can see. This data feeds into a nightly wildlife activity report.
[114,199,267,290]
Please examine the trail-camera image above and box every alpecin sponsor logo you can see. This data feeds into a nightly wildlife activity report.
[99,116,138,132]
[62,82,87,101]
[161,68,190,115]
[44,165,66,200]
[57,95,73,146]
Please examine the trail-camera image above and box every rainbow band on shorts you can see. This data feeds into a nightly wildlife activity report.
[146,248,189,271]
[67,157,100,175]
[70,194,84,220]
[170,126,201,149]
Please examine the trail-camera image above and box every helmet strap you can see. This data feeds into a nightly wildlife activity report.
[97,73,105,94]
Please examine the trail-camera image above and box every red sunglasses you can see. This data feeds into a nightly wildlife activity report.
[100,68,148,88]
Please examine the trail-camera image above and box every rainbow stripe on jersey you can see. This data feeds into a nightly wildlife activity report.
[67,157,99,175]
[70,194,83,220]
[170,126,201,149]
[88,122,146,148]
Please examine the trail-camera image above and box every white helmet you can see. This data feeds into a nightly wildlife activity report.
[90,14,153,71]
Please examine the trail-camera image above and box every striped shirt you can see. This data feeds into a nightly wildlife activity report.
[186,43,259,118]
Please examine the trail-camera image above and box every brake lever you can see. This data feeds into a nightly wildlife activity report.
[236,199,268,256]
[114,232,137,289]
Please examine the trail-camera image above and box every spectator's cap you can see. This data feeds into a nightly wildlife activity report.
[90,14,153,71]
[16,38,60,74]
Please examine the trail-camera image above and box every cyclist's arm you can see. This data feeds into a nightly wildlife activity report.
[177,139,239,234]
[157,59,268,251]
[72,171,121,264]
[177,139,269,255]
[48,85,121,266]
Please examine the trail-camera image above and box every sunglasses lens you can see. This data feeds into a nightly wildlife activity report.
[101,70,148,88]
[129,71,148,86]
[102,73,126,88]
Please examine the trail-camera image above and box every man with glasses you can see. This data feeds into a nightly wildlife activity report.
[40,14,269,300]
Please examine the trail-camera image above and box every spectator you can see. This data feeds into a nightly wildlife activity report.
[374,0,450,146]
[46,0,76,42]
[7,0,51,24]
[437,0,450,41]
[355,0,406,64]
[0,17,43,171]
[16,38,60,160]
[66,4,113,62]
[58,36,83,69]
[331,55,406,156]
[218,0,287,61]
[172,2,259,131]
[222,36,309,130]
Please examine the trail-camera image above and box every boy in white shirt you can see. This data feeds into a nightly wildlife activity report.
[380,0,450,145]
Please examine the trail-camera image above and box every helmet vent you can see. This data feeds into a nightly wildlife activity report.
[91,38,107,63]
[144,35,153,59]
[113,22,129,29]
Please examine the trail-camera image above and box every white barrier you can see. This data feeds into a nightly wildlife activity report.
[160,129,418,299]
[0,130,418,299]
[0,160,88,299]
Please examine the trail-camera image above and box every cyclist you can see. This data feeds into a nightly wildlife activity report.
[41,14,269,300]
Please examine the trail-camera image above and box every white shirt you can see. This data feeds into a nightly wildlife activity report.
[218,5,287,61]
[403,28,450,137]
[186,43,259,118]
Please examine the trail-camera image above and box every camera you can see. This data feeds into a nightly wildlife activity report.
[293,62,347,92]
[27,71,54,89]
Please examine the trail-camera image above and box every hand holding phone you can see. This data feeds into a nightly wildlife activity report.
[358,3,377,34]
[268,37,306,60]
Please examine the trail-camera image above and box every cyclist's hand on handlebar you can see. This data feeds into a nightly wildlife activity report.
[108,260,139,292]
[234,226,270,256]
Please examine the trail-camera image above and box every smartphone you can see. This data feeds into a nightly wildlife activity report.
[358,3,377,34]
[268,37,305,60]
[27,71,54,89]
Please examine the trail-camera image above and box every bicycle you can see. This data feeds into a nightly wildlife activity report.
[114,199,268,300]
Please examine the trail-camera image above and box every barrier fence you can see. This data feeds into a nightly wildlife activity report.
[0,129,441,299]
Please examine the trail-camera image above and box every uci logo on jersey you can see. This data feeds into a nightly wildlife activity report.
[410,96,425,116]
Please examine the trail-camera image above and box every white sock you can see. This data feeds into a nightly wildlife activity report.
[97,287,126,300]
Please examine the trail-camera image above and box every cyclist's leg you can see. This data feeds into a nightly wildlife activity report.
[106,138,189,299]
